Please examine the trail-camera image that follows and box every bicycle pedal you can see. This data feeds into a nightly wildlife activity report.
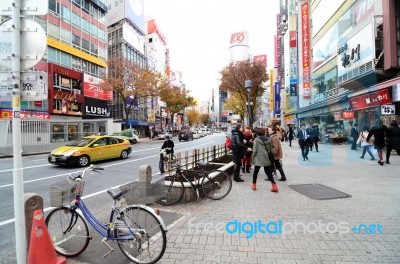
[101,238,114,258]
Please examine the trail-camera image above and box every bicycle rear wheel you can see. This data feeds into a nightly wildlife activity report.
[156,175,184,206]
[201,170,232,200]
[45,207,90,257]
[117,206,167,264]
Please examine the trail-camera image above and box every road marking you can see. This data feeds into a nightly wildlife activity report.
[0,141,215,174]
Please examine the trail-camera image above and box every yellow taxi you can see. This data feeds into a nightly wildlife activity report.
[48,135,132,167]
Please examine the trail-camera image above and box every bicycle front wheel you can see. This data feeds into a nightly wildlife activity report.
[201,170,232,200]
[157,175,184,206]
[117,206,167,264]
[45,207,90,257]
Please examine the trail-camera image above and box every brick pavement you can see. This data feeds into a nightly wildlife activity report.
[154,142,400,264]
[68,142,400,264]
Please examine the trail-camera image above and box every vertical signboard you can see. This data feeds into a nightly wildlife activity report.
[301,2,311,98]
[289,30,298,96]
[269,69,274,112]
[274,82,281,117]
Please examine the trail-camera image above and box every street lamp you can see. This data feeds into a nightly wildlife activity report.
[245,80,253,127]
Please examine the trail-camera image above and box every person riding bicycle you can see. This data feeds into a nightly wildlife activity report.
[161,135,174,157]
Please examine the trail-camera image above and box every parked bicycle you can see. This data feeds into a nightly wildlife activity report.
[159,148,177,173]
[46,164,167,264]
[157,161,232,206]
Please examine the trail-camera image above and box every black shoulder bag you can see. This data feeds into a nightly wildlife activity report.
[262,140,275,163]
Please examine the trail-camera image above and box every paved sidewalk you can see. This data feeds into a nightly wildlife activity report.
[70,143,400,264]
[155,143,400,264]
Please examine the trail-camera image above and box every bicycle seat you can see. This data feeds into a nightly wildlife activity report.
[196,161,209,168]
[107,188,124,200]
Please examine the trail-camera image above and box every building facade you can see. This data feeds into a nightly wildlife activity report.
[295,0,400,143]
[0,0,110,148]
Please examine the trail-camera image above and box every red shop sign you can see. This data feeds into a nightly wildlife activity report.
[350,89,392,110]
[342,111,354,119]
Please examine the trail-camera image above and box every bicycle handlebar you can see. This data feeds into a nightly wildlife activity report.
[69,164,104,182]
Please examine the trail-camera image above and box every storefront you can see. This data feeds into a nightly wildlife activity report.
[349,87,396,129]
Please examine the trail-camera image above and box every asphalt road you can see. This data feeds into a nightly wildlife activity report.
[0,133,226,263]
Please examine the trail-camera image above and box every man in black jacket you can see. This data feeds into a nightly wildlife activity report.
[161,135,174,156]
[231,124,251,182]
[297,124,310,161]
[350,124,359,150]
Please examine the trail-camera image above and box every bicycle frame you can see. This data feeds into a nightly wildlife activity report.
[175,166,207,199]
[69,194,137,242]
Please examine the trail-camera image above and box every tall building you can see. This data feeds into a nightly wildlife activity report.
[0,0,109,146]
[296,0,400,143]
[146,19,168,131]
[105,0,150,135]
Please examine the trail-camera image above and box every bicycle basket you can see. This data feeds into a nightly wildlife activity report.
[49,179,85,207]
[120,177,165,205]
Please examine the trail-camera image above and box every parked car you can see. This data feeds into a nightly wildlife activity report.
[112,129,139,144]
[197,130,205,137]
[157,131,173,140]
[192,131,201,139]
[48,135,132,167]
[178,131,193,141]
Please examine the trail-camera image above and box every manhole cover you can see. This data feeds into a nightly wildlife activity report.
[289,184,351,200]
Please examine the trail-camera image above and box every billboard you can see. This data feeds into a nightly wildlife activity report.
[84,97,111,118]
[83,73,113,101]
[105,0,124,27]
[123,22,145,54]
[1,72,48,101]
[253,55,267,67]
[125,0,145,34]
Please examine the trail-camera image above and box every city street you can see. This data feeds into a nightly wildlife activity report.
[0,133,224,263]
[1,135,400,263]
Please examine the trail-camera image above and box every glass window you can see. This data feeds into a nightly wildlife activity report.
[71,12,80,27]
[98,29,105,41]
[51,123,65,142]
[92,7,99,19]
[83,0,90,12]
[72,0,81,7]
[48,47,58,62]
[91,64,98,75]
[99,10,105,23]
[72,34,81,47]
[82,39,90,51]
[61,5,70,22]
[81,18,89,32]
[48,23,60,38]
[60,52,71,67]
[49,0,56,12]
[90,23,97,37]
[72,56,81,69]
[60,28,71,43]
[91,43,98,55]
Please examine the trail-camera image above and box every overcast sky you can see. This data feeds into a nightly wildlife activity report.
[144,0,280,101]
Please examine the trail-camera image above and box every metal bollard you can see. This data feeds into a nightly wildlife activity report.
[24,193,43,253]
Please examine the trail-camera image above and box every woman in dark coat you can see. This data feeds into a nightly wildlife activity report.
[367,119,387,165]
[385,120,400,164]
[231,124,250,182]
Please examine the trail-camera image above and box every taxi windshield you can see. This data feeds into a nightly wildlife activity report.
[66,138,96,147]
